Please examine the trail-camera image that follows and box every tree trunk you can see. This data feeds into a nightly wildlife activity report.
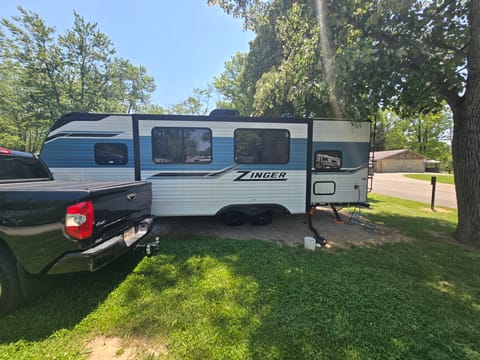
[451,0,480,245]
[451,105,480,244]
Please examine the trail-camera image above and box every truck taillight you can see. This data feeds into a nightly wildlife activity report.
[65,201,94,240]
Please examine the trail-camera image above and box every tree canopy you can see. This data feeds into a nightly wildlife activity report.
[0,7,155,152]
[210,0,469,118]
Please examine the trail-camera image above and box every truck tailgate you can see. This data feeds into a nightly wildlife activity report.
[0,150,154,278]
[0,180,152,267]
[83,181,152,240]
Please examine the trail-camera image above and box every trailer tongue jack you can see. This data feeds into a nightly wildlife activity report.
[307,206,327,247]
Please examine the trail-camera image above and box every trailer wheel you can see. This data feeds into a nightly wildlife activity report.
[221,211,246,226]
[0,244,23,317]
[251,211,273,226]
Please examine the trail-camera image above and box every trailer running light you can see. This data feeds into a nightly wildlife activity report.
[65,201,94,240]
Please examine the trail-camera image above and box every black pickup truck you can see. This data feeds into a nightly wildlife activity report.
[0,148,156,316]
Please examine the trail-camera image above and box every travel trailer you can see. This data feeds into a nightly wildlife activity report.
[40,112,372,227]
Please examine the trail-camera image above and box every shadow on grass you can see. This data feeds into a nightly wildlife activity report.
[0,251,144,344]
[90,237,480,359]
[2,216,478,359]
[371,212,456,239]
[365,195,457,241]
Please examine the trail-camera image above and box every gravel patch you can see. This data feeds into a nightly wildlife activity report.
[153,207,409,249]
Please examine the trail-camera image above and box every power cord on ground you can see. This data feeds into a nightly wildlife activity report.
[346,188,377,231]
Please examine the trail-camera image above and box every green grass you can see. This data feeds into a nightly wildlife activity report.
[404,173,455,185]
[362,193,458,240]
[1,195,479,359]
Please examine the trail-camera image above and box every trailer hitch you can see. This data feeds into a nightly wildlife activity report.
[135,236,160,257]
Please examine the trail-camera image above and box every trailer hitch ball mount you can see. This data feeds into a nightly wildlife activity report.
[136,237,160,257]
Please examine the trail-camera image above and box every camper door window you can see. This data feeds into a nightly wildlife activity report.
[151,127,212,164]
[234,129,290,164]
[315,151,342,170]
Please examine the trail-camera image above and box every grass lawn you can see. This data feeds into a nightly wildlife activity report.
[1,194,479,359]
[404,173,455,185]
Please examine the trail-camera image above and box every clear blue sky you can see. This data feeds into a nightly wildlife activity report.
[0,1,254,107]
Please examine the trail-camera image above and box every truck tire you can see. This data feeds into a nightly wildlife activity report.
[0,244,23,317]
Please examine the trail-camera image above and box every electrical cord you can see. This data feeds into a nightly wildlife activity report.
[347,188,377,231]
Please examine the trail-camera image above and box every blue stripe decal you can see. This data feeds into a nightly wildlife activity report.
[41,137,369,171]
[140,136,308,171]
[40,138,134,168]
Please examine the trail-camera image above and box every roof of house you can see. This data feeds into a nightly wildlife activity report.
[371,149,427,160]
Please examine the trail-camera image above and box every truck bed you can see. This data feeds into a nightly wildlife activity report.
[0,179,153,274]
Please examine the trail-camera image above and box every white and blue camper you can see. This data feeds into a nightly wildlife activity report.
[40,111,372,230]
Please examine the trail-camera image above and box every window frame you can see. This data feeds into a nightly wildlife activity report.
[314,150,342,171]
[0,155,52,180]
[94,142,128,165]
[234,128,290,164]
[151,126,213,165]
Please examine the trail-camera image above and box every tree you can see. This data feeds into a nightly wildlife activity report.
[112,60,156,113]
[374,108,453,169]
[168,85,215,115]
[0,8,63,151]
[0,7,156,152]
[213,52,250,113]
[409,110,452,157]
[0,60,24,148]
[327,0,476,244]
[373,109,409,151]
[210,0,480,244]
[58,11,117,113]
[210,1,338,117]
[138,103,167,114]
[252,2,328,117]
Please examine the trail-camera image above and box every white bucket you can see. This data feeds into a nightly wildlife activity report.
[304,236,316,251]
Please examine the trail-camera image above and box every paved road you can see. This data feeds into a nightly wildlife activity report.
[371,173,457,209]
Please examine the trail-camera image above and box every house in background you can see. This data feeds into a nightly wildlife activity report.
[371,149,428,173]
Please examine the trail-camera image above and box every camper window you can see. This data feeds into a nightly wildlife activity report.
[151,127,212,164]
[234,129,290,164]
[314,151,342,170]
[94,143,128,165]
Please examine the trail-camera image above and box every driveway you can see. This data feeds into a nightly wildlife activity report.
[371,173,457,209]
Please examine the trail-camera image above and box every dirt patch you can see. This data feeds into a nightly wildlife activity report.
[153,208,412,250]
[85,336,167,360]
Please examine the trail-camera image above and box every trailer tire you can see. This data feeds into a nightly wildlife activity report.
[251,211,273,226]
[221,211,247,226]
[0,244,23,317]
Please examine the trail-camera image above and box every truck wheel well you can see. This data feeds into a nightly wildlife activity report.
[0,238,14,259]
[0,241,24,316]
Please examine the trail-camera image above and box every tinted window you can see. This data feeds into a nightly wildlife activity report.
[0,156,51,180]
[234,129,290,164]
[94,143,128,165]
[315,151,342,170]
[152,127,212,164]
